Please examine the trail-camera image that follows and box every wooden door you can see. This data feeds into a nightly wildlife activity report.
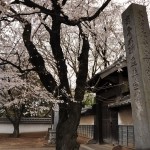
[102,104,118,144]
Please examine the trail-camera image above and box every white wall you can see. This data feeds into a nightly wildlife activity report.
[118,106,133,125]
[0,123,51,133]
[79,115,94,125]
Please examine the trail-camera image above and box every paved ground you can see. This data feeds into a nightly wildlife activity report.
[0,133,114,150]
[80,144,114,150]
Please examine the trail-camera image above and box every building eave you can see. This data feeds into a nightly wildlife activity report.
[100,60,127,79]
[87,59,127,91]
[108,97,131,108]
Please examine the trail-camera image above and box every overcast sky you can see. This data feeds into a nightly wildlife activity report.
[112,0,128,3]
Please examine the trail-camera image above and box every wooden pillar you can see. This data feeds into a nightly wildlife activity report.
[94,97,103,144]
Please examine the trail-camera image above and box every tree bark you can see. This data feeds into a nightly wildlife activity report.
[12,122,20,138]
[4,102,24,138]
[21,14,89,150]
[56,103,82,150]
[49,17,82,150]
[55,24,89,150]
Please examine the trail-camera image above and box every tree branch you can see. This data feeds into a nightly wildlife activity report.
[22,21,57,93]
[11,0,54,15]
[74,24,90,102]
[0,57,35,74]
[62,0,68,6]
[81,0,111,21]
[10,0,111,26]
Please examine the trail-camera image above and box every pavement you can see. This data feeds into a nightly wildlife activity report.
[78,136,114,150]
[80,144,114,150]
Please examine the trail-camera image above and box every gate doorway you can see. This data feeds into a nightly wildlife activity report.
[102,104,118,145]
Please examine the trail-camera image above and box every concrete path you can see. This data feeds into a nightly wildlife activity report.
[80,144,114,150]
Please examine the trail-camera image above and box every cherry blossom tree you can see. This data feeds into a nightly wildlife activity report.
[0,65,55,137]
[0,24,54,136]
[0,0,114,149]
[0,66,28,137]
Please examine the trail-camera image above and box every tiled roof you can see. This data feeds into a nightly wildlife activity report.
[0,117,52,124]
[108,96,131,108]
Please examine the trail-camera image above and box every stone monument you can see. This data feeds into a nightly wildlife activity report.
[122,4,150,149]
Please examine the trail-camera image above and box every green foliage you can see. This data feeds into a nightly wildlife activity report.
[0,109,5,117]
[83,92,95,106]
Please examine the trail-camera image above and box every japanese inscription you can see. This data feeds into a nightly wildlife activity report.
[122,4,150,148]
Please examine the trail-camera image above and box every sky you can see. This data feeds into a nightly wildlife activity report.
[113,0,128,3]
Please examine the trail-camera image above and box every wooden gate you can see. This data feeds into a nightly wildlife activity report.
[102,104,118,144]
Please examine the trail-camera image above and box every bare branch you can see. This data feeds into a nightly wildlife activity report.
[81,0,111,21]
[11,0,54,15]
[62,0,68,6]
[0,57,35,74]
[10,0,111,26]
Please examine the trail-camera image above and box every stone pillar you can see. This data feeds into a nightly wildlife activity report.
[48,104,59,144]
[122,4,150,149]
[53,104,59,130]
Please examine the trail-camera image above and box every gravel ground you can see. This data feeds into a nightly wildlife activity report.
[0,132,89,150]
[0,132,54,150]
[0,133,113,150]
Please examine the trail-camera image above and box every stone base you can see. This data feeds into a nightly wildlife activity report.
[87,139,97,144]
[48,130,56,144]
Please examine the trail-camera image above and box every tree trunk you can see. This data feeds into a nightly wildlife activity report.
[12,122,20,138]
[5,106,22,138]
[56,103,82,150]
[49,17,83,150]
